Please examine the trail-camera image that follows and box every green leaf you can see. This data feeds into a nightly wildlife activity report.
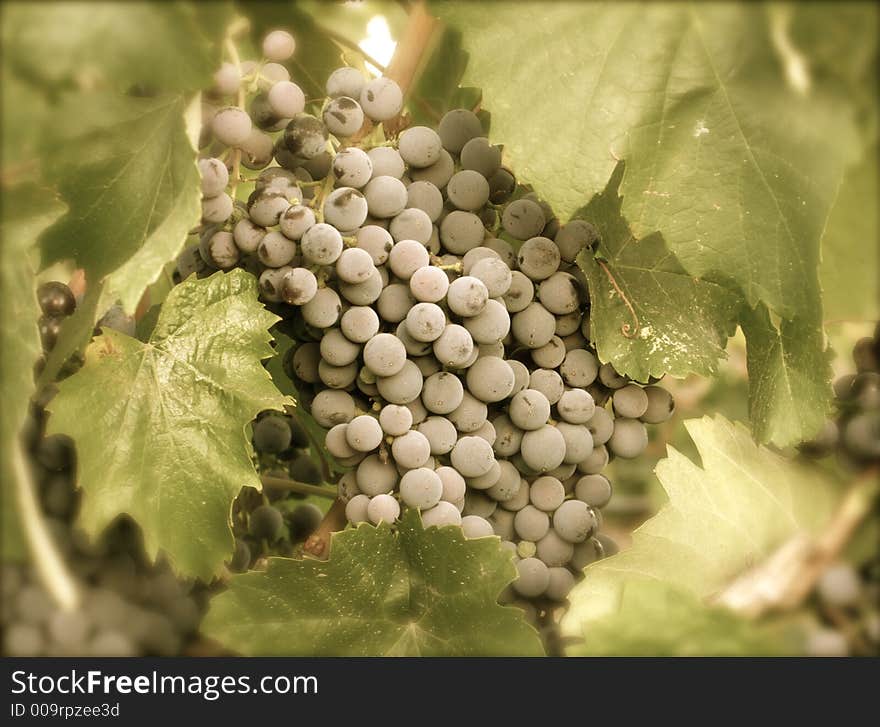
[1,2,228,91]
[562,415,840,640]
[203,510,544,656]
[819,145,879,322]
[40,93,201,316]
[569,580,798,656]
[576,163,739,380]
[45,270,289,580]
[409,27,475,126]
[0,185,66,560]
[434,2,866,445]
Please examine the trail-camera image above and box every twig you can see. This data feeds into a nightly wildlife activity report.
[596,258,639,338]
[715,468,879,618]
[12,441,80,610]
[303,498,348,560]
[260,474,336,499]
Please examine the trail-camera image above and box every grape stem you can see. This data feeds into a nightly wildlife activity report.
[715,467,879,618]
[11,440,80,610]
[260,474,336,499]
[596,258,640,338]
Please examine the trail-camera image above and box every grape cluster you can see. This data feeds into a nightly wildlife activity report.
[798,324,879,656]
[183,28,675,603]
[227,411,324,572]
[5,338,202,656]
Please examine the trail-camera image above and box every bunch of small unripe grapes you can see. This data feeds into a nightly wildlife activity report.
[183,28,675,603]
[799,323,879,656]
[227,411,325,572]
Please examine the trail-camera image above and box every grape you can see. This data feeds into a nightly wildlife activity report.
[470,257,512,299]
[607,418,648,459]
[336,248,376,285]
[253,414,293,454]
[391,430,432,469]
[356,225,394,264]
[367,493,401,525]
[462,247,499,273]
[410,148,455,188]
[332,147,373,188]
[198,158,229,197]
[556,422,593,464]
[345,493,371,524]
[364,175,408,218]
[450,436,495,477]
[545,567,575,601]
[398,125,443,168]
[288,503,322,540]
[841,411,880,460]
[553,500,596,543]
[816,563,862,609]
[502,199,545,240]
[358,77,403,120]
[598,362,629,389]
[458,515,493,539]
[524,370,561,406]
[318,329,360,367]
[356,455,399,495]
[538,272,582,314]
[367,146,405,179]
[512,302,556,349]
[406,180,444,222]
[327,66,366,99]
[409,265,449,303]
[250,92,286,131]
[212,106,252,146]
[376,404,412,437]
[389,208,433,245]
[311,389,356,428]
[289,454,323,486]
[440,211,485,254]
[420,501,463,528]
[388,239,430,280]
[431,466,465,505]
[337,307,378,344]
[344,415,384,453]
[463,299,510,345]
[319,359,358,389]
[503,271,535,314]
[460,136,502,178]
[212,62,241,96]
[488,167,516,204]
[418,416,459,455]
[363,333,407,377]
[554,219,599,262]
[248,191,291,227]
[491,415,522,458]
[462,490,498,518]
[637,385,674,425]
[201,193,233,223]
[445,276,487,318]
[400,468,443,510]
[555,311,582,337]
[234,218,267,253]
[283,113,328,159]
[569,538,603,570]
[422,372,465,414]
[256,166,299,192]
[465,357,515,403]
[323,187,368,231]
[613,384,649,419]
[480,462,516,500]
[557,388,596,424]
[433,324,475,368]
[249,505,284,541]
[376,360,423,404]
[268,80,305,119]
[531,336,566,369]
[291,342,321,383]
[530,476,566,512]
[401,305,444,345]
[437,109,484,153]
[339,267,383,305]
[517,236,561,281]
[199,230,239,270]
[278,267,317,307]
[560,349,599,388]
[805,627,849,657]
[586,407,614,446]
[447,170,491,211]
[263,29,296,61]
[395,320,433,357]
[323,96,365,137]
[520,425,566,472]
[228,538,251,573]
[255,230,295,268]
[301,287,341,328]
[298,222,341,266]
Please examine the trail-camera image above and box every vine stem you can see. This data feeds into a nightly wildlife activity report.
[596,258,639,338]
[12,441,80,610]
[715,468,879,618]
[260,474,336,499]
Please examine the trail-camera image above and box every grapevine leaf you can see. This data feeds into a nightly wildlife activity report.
[568,580,798,656]
[819,145,879,322]
[1,2,228,92]
[561,415,840,643]
[45,270,290,580]
[203,510,544,656]
[0,186,66,560]
[409,27,476,126]
[576,163,739,380]
[39,92,201,316]
[434,2,866,445]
